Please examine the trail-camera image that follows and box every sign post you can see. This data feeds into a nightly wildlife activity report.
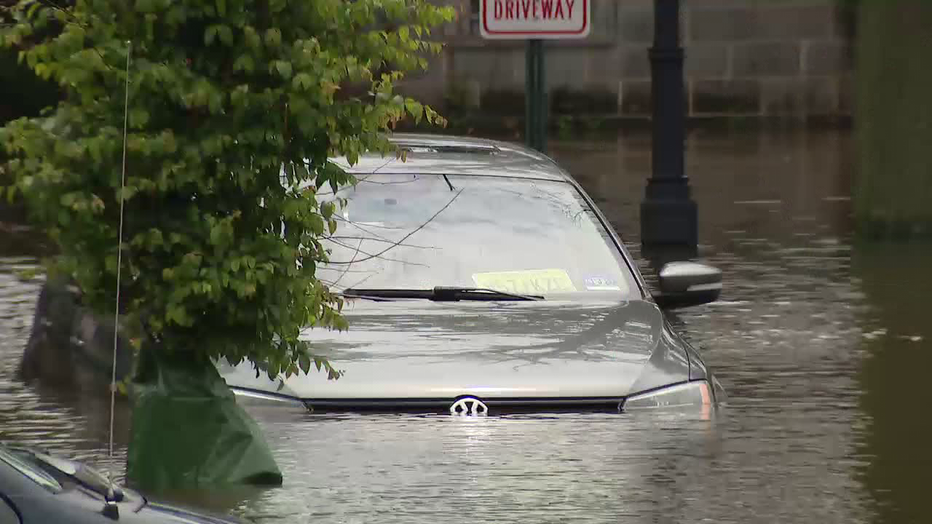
[479,0,591,154]
[524,39,546,153]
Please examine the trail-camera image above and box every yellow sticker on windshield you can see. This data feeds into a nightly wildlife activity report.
[472,269,577,295]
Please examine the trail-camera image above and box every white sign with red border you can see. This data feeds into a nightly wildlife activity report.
[480,0,590,40]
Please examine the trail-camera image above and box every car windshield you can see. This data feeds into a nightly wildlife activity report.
[315,174,639,300]
[0,444,63,493]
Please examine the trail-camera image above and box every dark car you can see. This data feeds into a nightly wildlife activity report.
[0,442,247,523]
[219,134,725,415]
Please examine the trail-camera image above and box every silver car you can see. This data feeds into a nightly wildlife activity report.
[219,134,724,415]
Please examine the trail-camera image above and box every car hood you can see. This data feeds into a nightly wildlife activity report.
[218,299,690,409]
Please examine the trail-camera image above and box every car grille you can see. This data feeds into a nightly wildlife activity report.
[302,397,624,414]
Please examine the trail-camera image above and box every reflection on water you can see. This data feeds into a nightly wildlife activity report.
[854,244,932,524]
[0,258,130,480]
[0,129,928,523]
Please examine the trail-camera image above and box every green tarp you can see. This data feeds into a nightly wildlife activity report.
[126,347,283,491]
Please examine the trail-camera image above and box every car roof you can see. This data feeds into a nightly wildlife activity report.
[330,133,572,182]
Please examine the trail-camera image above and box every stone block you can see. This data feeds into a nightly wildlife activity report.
[685,44,729,78]
[546,47,589,90]
[445,79,482,110]
[691,79,760,115]
[751,5,835,39]
[465,80,482,108]
[689,7,756,41]
[760,78,807,116]
[688,4,835,42]
[480,89,525,116]
[453,48,524,90]
[620,46,651,79]
[551,85,618,115]
[833,2,858,39]
[616,0,652,8]
[687,0,772,8]
[618,8,653,43]
[618,80,652,115]
[838,73,853,116]
[732,42,801,77]
[805,77,840,115]
[590,0,619,39]
[397,54,448,107]
[805,41,852,76]
[583,48,624,88]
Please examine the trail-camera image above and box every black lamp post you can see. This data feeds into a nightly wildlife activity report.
[640,0,697,251]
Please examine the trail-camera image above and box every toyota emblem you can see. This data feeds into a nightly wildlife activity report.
[450,397,489,416]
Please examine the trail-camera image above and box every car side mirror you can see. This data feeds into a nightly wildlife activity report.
[653,262,722,310]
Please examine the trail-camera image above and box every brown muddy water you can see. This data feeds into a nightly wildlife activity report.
[1,129,931,523]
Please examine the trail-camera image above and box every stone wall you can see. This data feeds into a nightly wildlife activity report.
[400,0,855,120]
[854,1,932,237]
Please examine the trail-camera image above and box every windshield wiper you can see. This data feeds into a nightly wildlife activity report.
[343,286,543,302]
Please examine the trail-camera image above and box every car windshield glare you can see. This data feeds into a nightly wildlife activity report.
[315,174,637,300]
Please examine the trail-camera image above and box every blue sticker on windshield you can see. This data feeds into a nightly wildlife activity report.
[584,276,621,291]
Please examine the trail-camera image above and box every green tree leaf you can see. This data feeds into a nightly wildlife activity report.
[405,98,423,123]
[273,60,292,79]
[298,352,311,374]
[218,25,233,46]
[264,28,281,47]
[233,55,254,73]
[204,25,218,45]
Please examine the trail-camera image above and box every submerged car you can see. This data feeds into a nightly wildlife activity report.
[0,442,247,523]
[219,134,725,415]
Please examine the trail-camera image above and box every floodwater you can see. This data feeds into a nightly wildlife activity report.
[2,129,931,523]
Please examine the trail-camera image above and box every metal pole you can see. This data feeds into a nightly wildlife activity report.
[640,0,697,249]
[525,39,547,154]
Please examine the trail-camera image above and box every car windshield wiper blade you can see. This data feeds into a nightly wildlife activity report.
[343,286,543,302]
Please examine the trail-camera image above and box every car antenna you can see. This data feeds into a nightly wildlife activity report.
[102,39,132,521]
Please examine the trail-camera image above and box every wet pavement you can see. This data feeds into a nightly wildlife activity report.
[2,128,931,523]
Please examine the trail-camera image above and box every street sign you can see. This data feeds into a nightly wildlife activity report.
[478,1,590,153]
[479,0,590,40]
